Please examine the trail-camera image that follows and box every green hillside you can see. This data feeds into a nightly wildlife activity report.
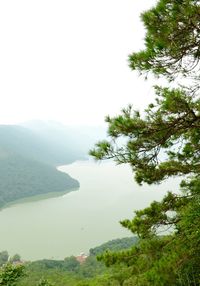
[0,237,138,286]
[89,237,138,256]
[0,125,81,208]
[0,155,79,208]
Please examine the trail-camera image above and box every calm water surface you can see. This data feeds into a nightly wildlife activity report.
[0,161,180,260]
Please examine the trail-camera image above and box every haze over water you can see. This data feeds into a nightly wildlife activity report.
[0,161,180,261]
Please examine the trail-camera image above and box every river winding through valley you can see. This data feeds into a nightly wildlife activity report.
[0,160,180,260]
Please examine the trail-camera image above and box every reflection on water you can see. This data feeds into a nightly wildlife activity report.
[0,160,180,260]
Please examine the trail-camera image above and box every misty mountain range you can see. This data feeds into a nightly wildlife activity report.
[0,121,106,207]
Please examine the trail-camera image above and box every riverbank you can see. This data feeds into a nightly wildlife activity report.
[0,160,180,260]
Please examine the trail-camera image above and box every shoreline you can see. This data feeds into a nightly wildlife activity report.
[0,161,82,211]
[1,187,79,210]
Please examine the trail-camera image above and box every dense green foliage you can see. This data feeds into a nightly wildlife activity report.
[90,0,200,285]
[89,237,138,256]
[0,238,138,286]
[129,0,200,80]
[36,279,54,286]
[16,256,106,285]
[0,263,25,286]
[0,154,79,208]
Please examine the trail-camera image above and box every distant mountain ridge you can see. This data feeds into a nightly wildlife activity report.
[20,120,107,165]
[0,121,106,207]
[0,124,83,166]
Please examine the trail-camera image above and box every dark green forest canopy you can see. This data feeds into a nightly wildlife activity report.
[0,155,79,208]
[90,0,200,285]
[89,237,138,256]
[5,238,138,286]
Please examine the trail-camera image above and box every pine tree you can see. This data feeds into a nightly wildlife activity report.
[90,0,200,284]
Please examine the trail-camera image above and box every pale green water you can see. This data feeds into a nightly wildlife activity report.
[0,160,180,261]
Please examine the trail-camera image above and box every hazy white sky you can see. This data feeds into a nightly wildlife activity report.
[0,0,156,126]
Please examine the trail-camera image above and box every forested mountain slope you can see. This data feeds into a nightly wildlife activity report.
[0,154,79,208]
[0,124,88,207]
[3,237,138,286]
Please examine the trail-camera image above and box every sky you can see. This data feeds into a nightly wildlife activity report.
[0,0,156,126]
